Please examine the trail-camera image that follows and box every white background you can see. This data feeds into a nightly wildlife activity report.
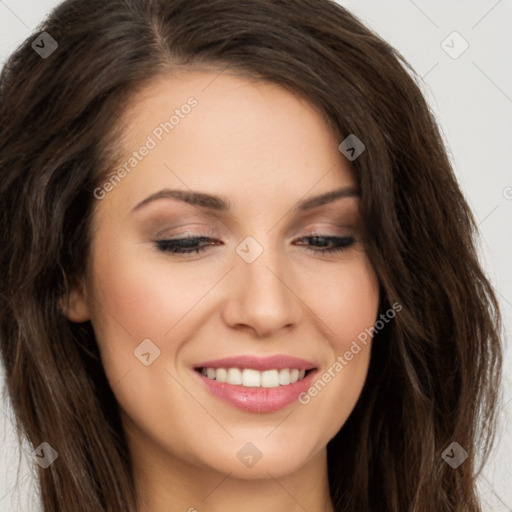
[0,1,511,510]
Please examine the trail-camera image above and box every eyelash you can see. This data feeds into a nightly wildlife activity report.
[155,235,356,256]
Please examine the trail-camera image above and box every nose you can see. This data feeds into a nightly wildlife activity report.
[221,241,302,338]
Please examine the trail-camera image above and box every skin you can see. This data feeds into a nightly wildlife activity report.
[64,69,380,512]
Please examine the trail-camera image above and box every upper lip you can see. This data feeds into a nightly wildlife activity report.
[194,354,317,371]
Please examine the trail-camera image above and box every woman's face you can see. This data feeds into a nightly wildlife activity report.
[69,69,379,481]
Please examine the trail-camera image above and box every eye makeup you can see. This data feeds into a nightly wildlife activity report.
[154,234,356,257]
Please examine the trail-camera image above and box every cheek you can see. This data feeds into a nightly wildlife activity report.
[295,255,379,439]
[84,241,206,391]
[309,254,380,345]
[87,244,214,341]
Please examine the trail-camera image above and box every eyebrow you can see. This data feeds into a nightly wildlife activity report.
[131,186,360,214]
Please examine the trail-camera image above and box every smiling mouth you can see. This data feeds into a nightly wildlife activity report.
[194,367,315,388]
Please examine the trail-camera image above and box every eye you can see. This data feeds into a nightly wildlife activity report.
[294,235,356,253]
[155,235,219,255]
[154,234,356,256]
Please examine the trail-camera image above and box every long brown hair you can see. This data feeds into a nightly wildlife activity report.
[0,1,502,510]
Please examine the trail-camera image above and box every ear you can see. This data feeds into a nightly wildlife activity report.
[59,280,90,323]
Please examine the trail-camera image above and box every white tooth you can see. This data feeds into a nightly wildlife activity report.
[216,368,227,382]
[210,367,304,387]
[226,368,243,385]
[261,369,280,388]
[289,369,299,383]
[278,368,291,385]
[201,368,208,376]
[242,369,261,387]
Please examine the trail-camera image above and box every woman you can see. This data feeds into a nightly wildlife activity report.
[0,0,502,511]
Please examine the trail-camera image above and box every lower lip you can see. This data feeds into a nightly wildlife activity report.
[195,370,317,413]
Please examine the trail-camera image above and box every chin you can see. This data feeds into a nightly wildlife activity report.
[189,435,323,480]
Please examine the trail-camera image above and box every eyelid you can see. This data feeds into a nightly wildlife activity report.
[152,223,219,239]
[300,221,356,236]
[154,227,354,243]
[144,202,359,236]
[152,218,357,239]
[154,233,357,257]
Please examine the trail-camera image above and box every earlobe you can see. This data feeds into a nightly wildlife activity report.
[59,281,90,323]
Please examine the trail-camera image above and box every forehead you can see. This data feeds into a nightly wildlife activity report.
[97,68,356,218]
[116,67,343,162]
